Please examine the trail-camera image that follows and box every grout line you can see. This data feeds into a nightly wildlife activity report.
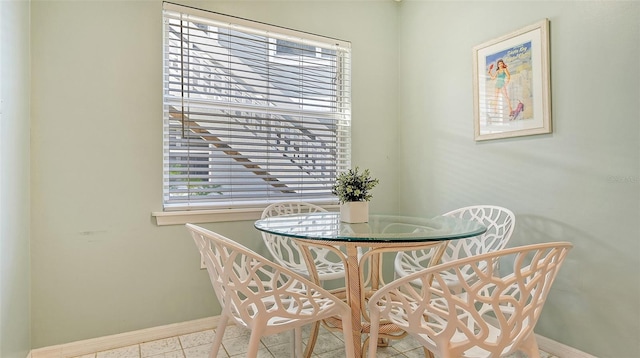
[27,313,590,358]
[80,331,556,358]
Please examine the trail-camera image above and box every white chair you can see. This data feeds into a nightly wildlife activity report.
[394,205,515,288]
[186,223,355,358]
[368,242,573,358]
[261,202,351,357]
[261,201,347,281]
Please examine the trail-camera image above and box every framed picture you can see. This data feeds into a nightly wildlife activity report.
[472,19,551,141]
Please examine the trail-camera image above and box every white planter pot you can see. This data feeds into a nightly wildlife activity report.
[340,201,369,223]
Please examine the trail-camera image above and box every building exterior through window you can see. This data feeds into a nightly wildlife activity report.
[162,3,352,211]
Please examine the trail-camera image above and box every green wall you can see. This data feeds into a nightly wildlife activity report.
[28,0,640,356]
[397,2,639,357]
[0,1,32,357]
[30,0,399,348]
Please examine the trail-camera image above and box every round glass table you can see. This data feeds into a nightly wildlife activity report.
[255,212,487,243]
[254,212,487,357]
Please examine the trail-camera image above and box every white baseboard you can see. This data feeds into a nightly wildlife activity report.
[536,334,597,358]
[30,316,220,358]
[28,316,594,358]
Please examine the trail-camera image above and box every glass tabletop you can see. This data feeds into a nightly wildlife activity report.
[254,212,487,243]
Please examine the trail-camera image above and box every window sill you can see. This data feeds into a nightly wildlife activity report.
[152,208,264,226]
[152,204,340,226]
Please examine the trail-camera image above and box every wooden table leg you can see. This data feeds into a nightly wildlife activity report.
[345,244,362,357]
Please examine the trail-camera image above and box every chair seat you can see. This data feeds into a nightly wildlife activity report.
[292,261,346,281]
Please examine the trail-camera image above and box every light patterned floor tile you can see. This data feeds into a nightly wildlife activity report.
[145,350,184,358]
[179,329,215,349]
[387,335,423,353]
[140,337,182,357]
[265,341,301,357]
[505,351,558,358]
[228,347,273,358]
[314,346,352,358]
[306,331,346,355]
[73,327,560,358]
[402,347,428,358]
[260,330,292,347]
[218,324,251,340]
[363,338,408,358]
[96,345,140,358]
[183,343,228,358]
[221,334,256,356]
[370,345,407,358]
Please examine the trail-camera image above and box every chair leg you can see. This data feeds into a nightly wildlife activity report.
[361,336,369,358]
[303,321,320,358]
[246,327,264,358]
[423,347,435,358]
[341,313,356,358]
[210,314,229,358]
[519,333,541,358]
[367,312,380,358]
[292,327,303,358]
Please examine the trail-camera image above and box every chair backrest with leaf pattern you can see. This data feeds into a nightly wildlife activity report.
[371,242,572,358]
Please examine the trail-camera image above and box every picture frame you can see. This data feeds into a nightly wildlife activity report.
[472,19,551,141]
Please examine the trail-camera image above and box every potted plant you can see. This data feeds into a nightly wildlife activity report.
[332,167,379,223]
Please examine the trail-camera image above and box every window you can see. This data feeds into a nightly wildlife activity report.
[162,3,351,212]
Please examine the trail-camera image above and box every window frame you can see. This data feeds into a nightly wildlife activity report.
[154,3,351,224]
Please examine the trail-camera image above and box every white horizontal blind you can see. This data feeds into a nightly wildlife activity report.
[162,3,351,210]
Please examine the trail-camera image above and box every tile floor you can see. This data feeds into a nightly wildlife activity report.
[72,324,559,358]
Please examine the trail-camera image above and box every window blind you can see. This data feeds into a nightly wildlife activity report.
[162,3,352,210]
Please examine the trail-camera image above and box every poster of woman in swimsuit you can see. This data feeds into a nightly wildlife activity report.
[472,19,551,141]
